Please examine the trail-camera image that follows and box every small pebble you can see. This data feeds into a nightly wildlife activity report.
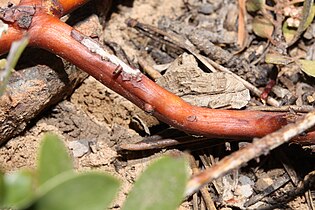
[255,177,274,192]
[68,140,90,158]
[198,3,214,15]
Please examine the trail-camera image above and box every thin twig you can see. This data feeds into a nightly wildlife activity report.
[244,173,290,207]
[261,170,315,209]
[276,150,299,186]
[137,57,162,80]
[305,190,315,210]
[247,105,314,113]
[189,155,217,210]
[119,136,208,151]
[185,110,315,196]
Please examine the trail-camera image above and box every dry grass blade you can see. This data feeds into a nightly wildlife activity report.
[0,36,29,96]
[189,155,217,210]
[237,0,247,48]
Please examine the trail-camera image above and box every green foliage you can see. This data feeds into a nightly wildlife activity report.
[265,53,293,65]
[282,21,297,43]
[287,0,315,46]
[246,0,265,13]
[0,133,188,210]
[297,59,315,77]
[0,134,120,210]
[0,172,4,204]
[250,1,315,78]
[265,53,315,78]
[122,156,188,210]
[1,170,35,209]
[246,0,315,46]
[33,172,119,210]
[38,133,73,185]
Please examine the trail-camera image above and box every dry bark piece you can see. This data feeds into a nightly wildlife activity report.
[0,50,87,144]
[156,53,250,109]
[0,6,105,144]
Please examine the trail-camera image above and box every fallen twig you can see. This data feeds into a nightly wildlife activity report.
[258,170,315,209]
[185,110,315,196]
[137,57,162,80]
[247,105,314,113]
[0,49,87,143]
[189,154,217,210]
[244,173,290,207]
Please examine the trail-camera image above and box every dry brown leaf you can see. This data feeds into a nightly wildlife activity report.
[156,53,250,109]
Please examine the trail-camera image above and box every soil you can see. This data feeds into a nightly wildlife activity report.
[0,0,315,209]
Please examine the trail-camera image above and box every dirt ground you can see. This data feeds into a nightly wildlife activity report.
[0,0,315,209]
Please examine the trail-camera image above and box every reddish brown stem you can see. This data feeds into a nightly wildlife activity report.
[18,0,89,16]
[0,0,315,144]
[28,16,285,138]
[57,0,90,15]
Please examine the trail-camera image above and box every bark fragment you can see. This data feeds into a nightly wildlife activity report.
[0,49,87,144]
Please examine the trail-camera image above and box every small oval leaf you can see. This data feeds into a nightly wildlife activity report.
[297,59,315,77]
[38,133,73,185]
[252,16,274,39]
[265,53,293,65]
[33,172,120,210]
[1,170,35,209]
[122,156,188,210]
[246,0,265,12]
[283,21,297,43]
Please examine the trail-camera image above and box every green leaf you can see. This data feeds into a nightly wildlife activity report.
[296,59,315,77]
[302,4,315,31]
[0,171,4,205]
[33,171,120,210]
[1,170,35,209]
[265,53,293,65]
[0,36,29,96]
[283,21,297,43]
[122,156,188,210]
[38,133,73,185]
[246,0,265,12]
